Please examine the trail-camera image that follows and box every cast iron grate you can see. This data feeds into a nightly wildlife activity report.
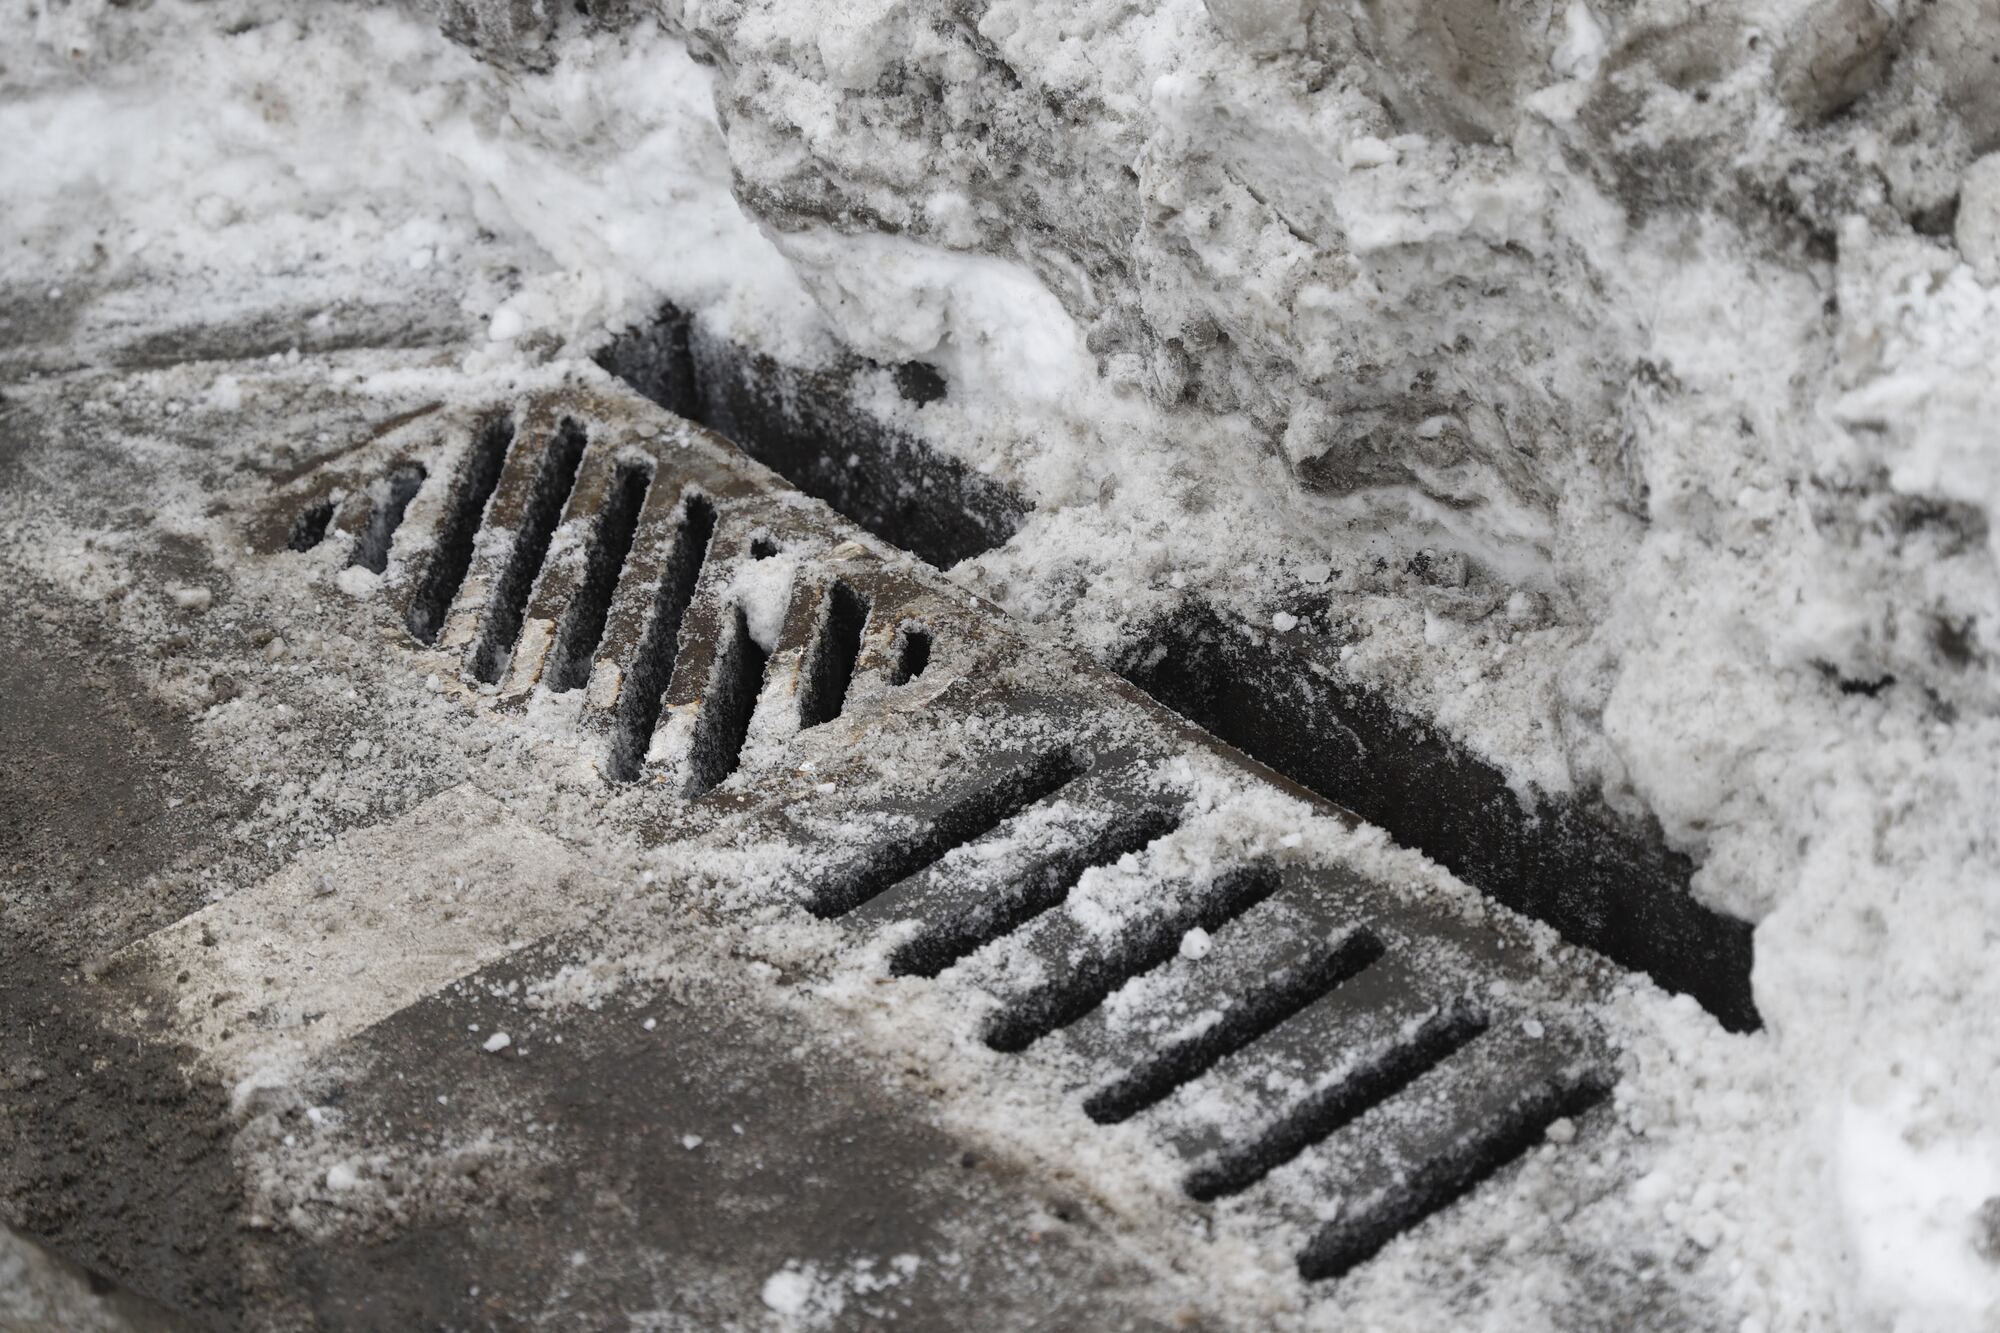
[262,385,1617,1285]
[596,307,1759,1033]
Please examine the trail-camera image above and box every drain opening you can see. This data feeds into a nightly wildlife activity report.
[891,624,931,686]
[798,581,870,729]
[1084,928,1387,1126]
[888,806,1181,980]
[546,458,654,693]
[893,361,947,406]
[287,497,336,553]
[598,303,1028,569]
[984,862,1282,1054]
[1184,1004,1489,1201]
[750,536,781,560]
[407,415,514,646]
[349,464,428,575]
[684,604,771,797]
[1119,607,1760,1034]
[808,750,1086,918]
[608,492,717,783]
[470,419,588,684]
[1296,1069,1612,1282]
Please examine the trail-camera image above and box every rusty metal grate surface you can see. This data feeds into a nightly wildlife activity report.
[249,380,1619,1287]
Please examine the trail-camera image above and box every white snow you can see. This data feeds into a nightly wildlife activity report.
[4,1,1998,1329]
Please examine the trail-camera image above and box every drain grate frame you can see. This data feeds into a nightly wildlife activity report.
[246,380,1626,1292]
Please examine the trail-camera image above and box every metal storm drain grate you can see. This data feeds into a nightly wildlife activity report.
[254,381,1620,1285]
[595,308,1759,1035]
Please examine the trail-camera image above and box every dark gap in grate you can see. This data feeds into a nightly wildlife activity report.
[470,419,588,685]
[1084,929,1387,1126]
[598,306,1744,1036]
[983,862,1282,1054]
[406,415,514,646]
[892,361,947,406]
[807,749,1086,918]
[891,624,932,686]
[797,581,870,730]
[888,806,1181,980]
[1185,1003,1489,1202]
[750,536,780,560]
[546,458,653,693]
[594,303,698,419]
[287,497,336,553]
[608,492,717,783]
[1118,606,1760,1033]
[684,605,770,798]
[348,464,427,575]
[597,303,1028,569]
[1296,1068,1613,1282]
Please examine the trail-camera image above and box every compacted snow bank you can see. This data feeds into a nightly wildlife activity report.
[5,1,1999,1327]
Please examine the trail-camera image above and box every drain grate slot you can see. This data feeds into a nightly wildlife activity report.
[1085,929,1387,1125]
[888,807,1181,980]
[984,863,1282,1054]
[808,750,1086,918]
[1296,1068,1612,1281]
[470,420,588,684]
[797,581,870,729]
[287,498,336,553]
[684,605,771,797]
[407,415,514,645]
[609,492,718,783]
[891,624,931,686]
[547,458,653,693]
[1185,1005,1489,1201]
[349,464,427,575]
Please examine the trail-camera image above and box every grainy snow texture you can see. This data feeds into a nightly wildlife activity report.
[5,0,2000,1329]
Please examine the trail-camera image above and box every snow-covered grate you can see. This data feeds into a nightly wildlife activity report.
[597,307,1760,1036]
[272,397,942,797]
[816,745,1614,1280]
[252,381,1620,1286]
